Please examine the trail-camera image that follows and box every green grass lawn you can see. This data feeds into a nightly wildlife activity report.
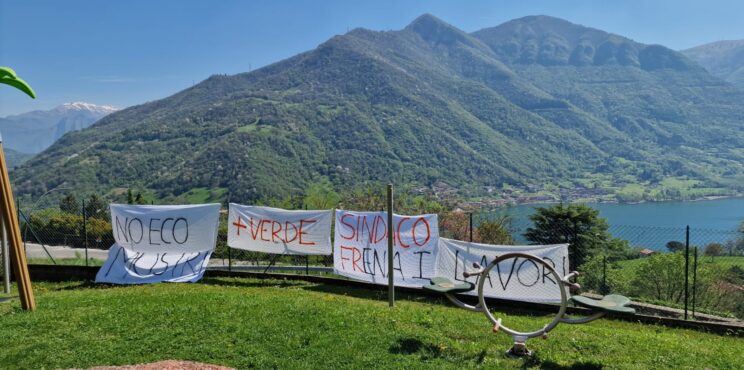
[0,277,742,369]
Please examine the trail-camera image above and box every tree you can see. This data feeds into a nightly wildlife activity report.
[524,204,627,270]
[126,189,135,204]
[84,194,109,220]
[302,178,341,210]
[704,243,724,257]
[477,216,513,245]
[665,241,685,253]
[59,193,79,214]
[631,252,685,303]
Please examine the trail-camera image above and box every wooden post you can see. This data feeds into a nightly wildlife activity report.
[0,142,35,310]
[387,184,394,307]
[692,247,698,318]
[1,215,9,294]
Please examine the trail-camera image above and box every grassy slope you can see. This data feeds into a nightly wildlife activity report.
[0,277,741,369]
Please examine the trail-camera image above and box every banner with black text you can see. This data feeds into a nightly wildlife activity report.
[437,238,569,303]
[95,204,220,284]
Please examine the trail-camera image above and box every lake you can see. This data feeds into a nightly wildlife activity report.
[478,197,744,250]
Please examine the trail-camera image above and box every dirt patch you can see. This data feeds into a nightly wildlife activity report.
[79,360,235,370]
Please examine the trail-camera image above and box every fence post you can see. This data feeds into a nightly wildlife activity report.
[469,212,473,242]
[601,255,608,295]
[684,225,690,320]
[306,256,309,275]
[387,184,394,308]
[692,246,698,318]
[82,199,88,267]
[228,246,232,272]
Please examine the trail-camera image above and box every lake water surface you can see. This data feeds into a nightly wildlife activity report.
[481,197,744,250]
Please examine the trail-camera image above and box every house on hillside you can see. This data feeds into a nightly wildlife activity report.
[639,248,656,257]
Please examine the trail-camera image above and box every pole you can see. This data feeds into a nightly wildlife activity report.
[0,141,35,310]
[469,212,473,242]
[684,225,690,320]
[387,184,394,307]
[82,199,88,267]
[228,246,232,272]
[1,215,9,294]
[602,255,608,295]
[692,246,698,318]
[306,255,309,275]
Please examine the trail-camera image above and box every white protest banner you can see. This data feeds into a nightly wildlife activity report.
[227,204,332,255]
[110,203,221,253]
[95,204,220,284]
[436,238,569,303]
[95,244,212,284]
[333,210,438,288]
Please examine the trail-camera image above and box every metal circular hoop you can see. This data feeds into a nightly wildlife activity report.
[476,252,568,339]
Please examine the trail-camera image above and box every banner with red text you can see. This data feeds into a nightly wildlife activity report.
[228,204,332,255]
[437,238,569,303]
[333,210,439,288]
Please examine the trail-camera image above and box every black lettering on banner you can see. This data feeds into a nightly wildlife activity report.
[373,249,386,278]
[393,251,403,280]
[414,250,431,279]
[363,248,373,275]
[146,253,161,274]
[171,253,187,277]
[152,253,170,276]
[126,252,146,278]
[495,257,519,290]
[173,217,189,244]
[454,250,465,282]
[103,246,126,277]
[478,255,494,289]
[517,258,539,287]
[115,216,129,243]
[181,252,202,275]
[128,218,144,244]
[149,218,161,245]
[542,257,557,284]
[160,218,174,244]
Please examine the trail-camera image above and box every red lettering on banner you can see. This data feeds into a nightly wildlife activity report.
[299,219,316,245]
[284,221,298,243]
[232,216,247,236]
[340,245,354,270]
[339,214,355,240]
[412,217,431,246]
[396,217,411,248]
[352,247,363,272]
[248,218,261,240]
[260,220,271,242]
[271,221,281,242]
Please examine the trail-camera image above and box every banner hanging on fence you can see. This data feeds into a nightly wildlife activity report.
[95,203,221,284]
[227,204,332,255]
[110,203,221,253]
[436,238,569,303]
[333,210,439,288]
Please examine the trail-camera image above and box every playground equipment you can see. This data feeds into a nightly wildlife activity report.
[423,252,635,357]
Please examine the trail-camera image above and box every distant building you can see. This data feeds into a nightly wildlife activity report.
[639,248,656,256]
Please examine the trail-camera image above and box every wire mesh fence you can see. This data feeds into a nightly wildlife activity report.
[11,198,744,322]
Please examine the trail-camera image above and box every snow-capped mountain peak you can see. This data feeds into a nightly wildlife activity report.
[55,102,118,114]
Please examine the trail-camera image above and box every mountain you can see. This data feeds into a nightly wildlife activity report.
[12,15,744,202]
[3,147,33,169]
[682,40,744,90]
[0,102,117,154]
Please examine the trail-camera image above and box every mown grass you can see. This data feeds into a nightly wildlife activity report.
[0,277,742,369]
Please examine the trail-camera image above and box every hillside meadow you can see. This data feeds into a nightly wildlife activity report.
[0,277,742,369]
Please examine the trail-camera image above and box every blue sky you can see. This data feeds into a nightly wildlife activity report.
[1,0,743,116]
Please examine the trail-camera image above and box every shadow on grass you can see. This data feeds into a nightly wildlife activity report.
[389,337,442,357]
[522,352,603,369]
[301,283,449,305]
[200,277,312,289]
